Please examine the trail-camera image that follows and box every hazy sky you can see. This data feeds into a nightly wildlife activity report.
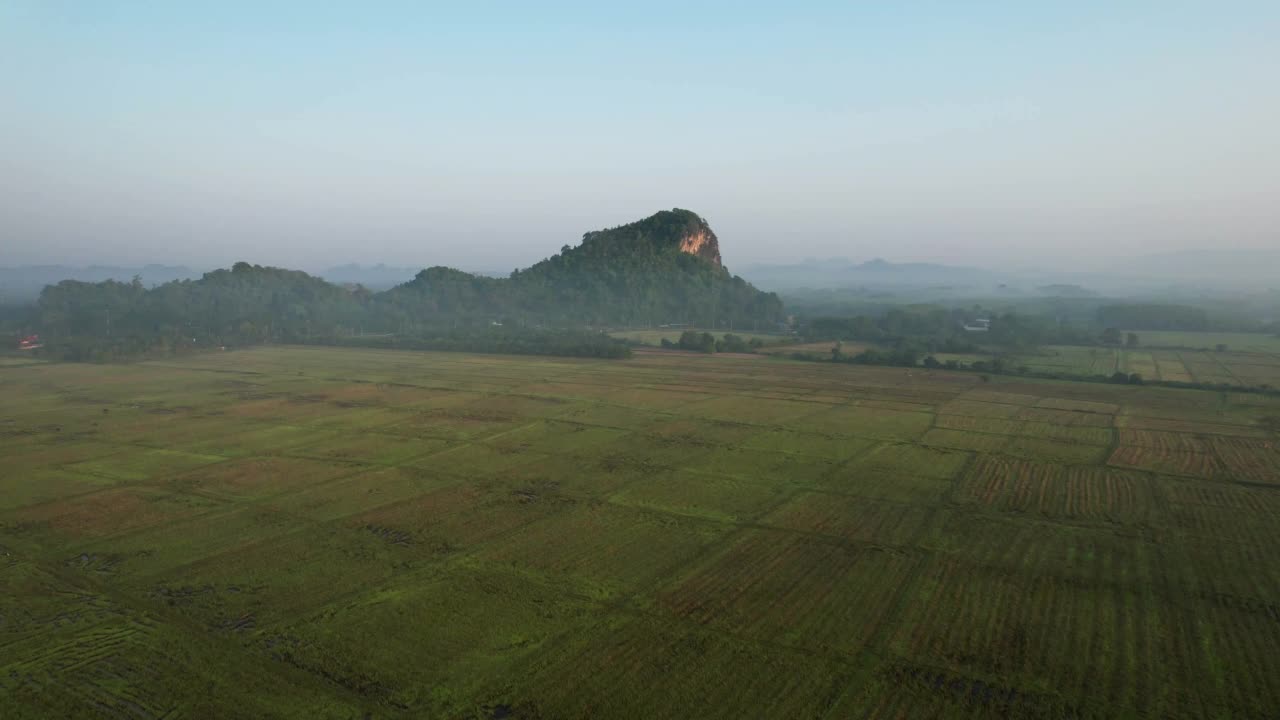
[2,1,1277,272]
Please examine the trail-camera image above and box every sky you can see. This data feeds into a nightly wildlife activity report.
[2,1,1278,272]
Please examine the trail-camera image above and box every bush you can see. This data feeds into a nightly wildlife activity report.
[678,330,716,353]
[715,333,752,353]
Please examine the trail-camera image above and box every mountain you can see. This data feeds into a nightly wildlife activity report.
[744,248,1280,297]
[576,208,723,267]
[27,210,784,359]
[383,209,779,326]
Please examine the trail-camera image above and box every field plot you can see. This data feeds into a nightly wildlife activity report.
[1153,350,1195,382]
[956,456,1158,525]
[510,613,857,719]
[1119,350,1159,378]
[1009,345,1117,376]
[763,493,943,546]
[1133,330,1280,353]
[1108,444,1224,479]
[934,413,1113,446]
[951,336,1280,389]
[1218,356,1280,388]
[1209,436,1280,485]
[2,345,1280,718]
[652,529,920,652]
[886,557,1211,719]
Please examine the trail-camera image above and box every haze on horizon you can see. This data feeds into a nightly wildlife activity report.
[2,1,1277,274]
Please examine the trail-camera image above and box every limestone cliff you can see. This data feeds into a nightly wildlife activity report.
[580,208,722,267]
[677,224,721,267]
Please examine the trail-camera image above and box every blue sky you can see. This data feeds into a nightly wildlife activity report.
[2,1,1277,270]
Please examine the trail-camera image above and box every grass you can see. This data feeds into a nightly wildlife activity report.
[2,345,1280,718]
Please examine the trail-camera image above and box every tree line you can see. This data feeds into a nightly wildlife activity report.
[657,330,765,354]
[800,308,1098,352]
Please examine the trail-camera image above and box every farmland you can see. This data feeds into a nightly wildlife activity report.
[1129,331,1280,353]
[3,345,1280,718]
[611,329,1280,390]
[954,342,1280,389]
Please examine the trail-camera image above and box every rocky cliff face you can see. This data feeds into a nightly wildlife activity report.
[677,223,722,267]
[576,209,724,268]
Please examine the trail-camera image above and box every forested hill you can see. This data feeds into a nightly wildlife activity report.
[385,209,780,326]
[24,209,783,360]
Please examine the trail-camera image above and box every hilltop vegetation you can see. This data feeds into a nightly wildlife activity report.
[386,209,778,327]
[21,210,781,361]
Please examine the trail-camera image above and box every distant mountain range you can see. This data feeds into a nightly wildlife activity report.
[5,246,1274,306]
[739,258,1021,294]
[0,265,201,302]
[0,263,512,303]
[742,249,1280,296]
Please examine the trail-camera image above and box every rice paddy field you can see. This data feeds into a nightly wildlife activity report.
[996,344,1280,388]
[3,345,1280,718]
[1130,331,1280,354]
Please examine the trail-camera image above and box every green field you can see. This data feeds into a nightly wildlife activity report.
[983,344,1280,388]
[1129,330,1280,353]
[4,346,1280,718]
[609,333,1280,390]
[1007,345,1119,376]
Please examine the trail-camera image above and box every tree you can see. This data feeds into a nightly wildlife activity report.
[697,332,716,353]
[1126,332,1139,347]
[1215,344,1228,353]
[677,330,716,353]
[1101,327,1122,346]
